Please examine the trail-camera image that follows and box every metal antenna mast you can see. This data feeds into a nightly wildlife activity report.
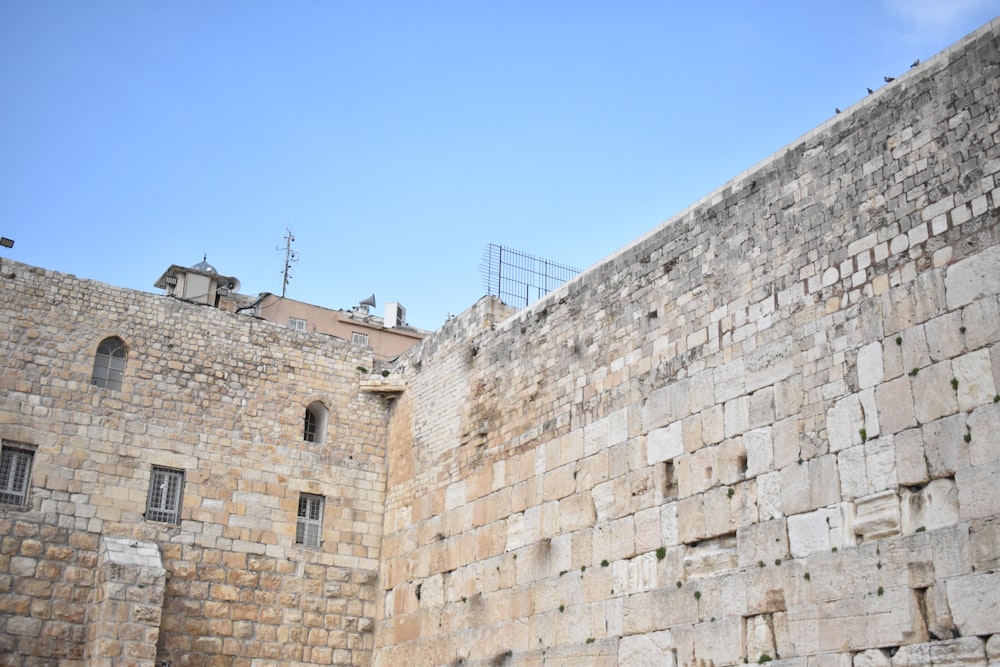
[278,228,298,298]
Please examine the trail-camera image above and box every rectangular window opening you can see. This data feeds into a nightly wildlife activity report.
[0,444,34,506]
[288,317,306,332]
[146,466,184,524]
[351,331,369,347]
[296,493,324,547]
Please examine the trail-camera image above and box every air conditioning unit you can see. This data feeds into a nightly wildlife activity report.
[385,302,406,328]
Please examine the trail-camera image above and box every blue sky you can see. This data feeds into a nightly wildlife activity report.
[2,1,998,331]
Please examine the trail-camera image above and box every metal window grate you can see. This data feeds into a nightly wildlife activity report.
[288,317,306,331]
[303,408,317,442]
[351,331,369,346]
[296,493,324,547]
[146,466,184,524]
[479,244,580,310]
[0,446,33,505]
[92,337,127,391]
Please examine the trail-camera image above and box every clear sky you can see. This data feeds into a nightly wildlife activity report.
[2,1,998,331]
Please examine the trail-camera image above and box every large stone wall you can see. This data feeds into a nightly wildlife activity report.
[374,19,1000,666]
[0,263,388,666]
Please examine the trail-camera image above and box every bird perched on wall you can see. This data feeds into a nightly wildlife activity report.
[884,76,895,83]
[867,87,874,94]
[911,59,920,67]
[835,108,841,114]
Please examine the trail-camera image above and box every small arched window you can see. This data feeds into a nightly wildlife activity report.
[92,337,127,391]
[303,401,329,443]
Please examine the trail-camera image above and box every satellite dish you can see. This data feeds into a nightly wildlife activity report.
[360,294,376,308]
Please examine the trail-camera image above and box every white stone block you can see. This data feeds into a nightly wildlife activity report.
[876,377,918,435]
[746,336,796,392]
[642,381,690,431]
[858,342,884,389]
[946,572,1000,636]
[953,349,998,412]
[853,490,900,542]
[900,478,959,534]
[912,361,959,424]
[839,445,868,500]
[744,427,773,478]
[946,244,1000,309]
[758,472,782,520]
[788,509,832,558]
[618,630,676,667]
[968,402,1000,465]
[957,460,1000,521]
[893,430,928,486]
[828,394,864,453]
[715,358,747,403]
[962,296,1000,351]
[865,436,897,493]
[724,396,750,438]
[647,422,683,465]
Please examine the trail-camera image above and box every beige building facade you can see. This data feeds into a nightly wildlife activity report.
[2,18,1000,667]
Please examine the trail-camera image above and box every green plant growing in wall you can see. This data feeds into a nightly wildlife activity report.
[601,559,609,567]
[356,366,369,374]
[727,487,735,498]
[656,547,666,560]
[909,368,919,376]
[559,604,565,613]
[694,591,701,600]
[804,572,811,581]
[382,369,390,377]
[586,637,595,644]
[859,428,867,442]
[951,378,959,391]
[877,586,884,596]
[758,654,773,664]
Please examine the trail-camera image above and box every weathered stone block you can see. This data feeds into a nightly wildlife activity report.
[853,490,900,542]
[946,244,1000,309]
[876,377,918,435]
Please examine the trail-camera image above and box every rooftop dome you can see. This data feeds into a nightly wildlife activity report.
[191,254,217,274]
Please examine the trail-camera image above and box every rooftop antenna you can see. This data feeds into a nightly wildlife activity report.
[278,228,298,298]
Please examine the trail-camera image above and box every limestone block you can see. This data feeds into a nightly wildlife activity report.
[894,429,928,486]
[718,437,747,485]
[642,380,690,432]
[617,630,675,667]
[890,643,930,667]
[688,446,719,496]
[625,551,659,595]
[725,396,750,439]
[745,614,777,663]
[858,342,885,389]
[925,311,965,362]
[688,370,716,414]
[745,427,774,477]
[922,414,969,478]
[682,534,737,578]
[945,243,1000,309]
[610,515,636,561]
[957,460,1000,521]
[661,501,679,547]
[692,617,743,666]
[775,375,805,421]
[749,387,776,429]
[737,518,789,568]
[946,572,1000,636]
[810,455,842,509]
[592,480,617,524]
[675,495,705,545]
[988,634,1000,662]
[828,395,866,454]
[969,403,1000,465]
[781,461,812,517]
[788,509,833,558]
[585,416,611,457]
[703,486,736,538]
[559,492,596,533]
[715,358,747,403]
[647,422,683,465]
[900,327,932,375]
[865,436,897,493]
[969,517,1000,573]
[682,414,703,455]
[925,583,957,640]
[634,506,662,554]
[746,336,796,393]
[622,587,696,634]
[853,490,900,542]
[953,349,998,412]
[839,445,868,500]
[876,377,918,435]
[854,648,892,667]
[913,361,959,424]
[701,404,726,445]
[900,478,959,534]
[961,295,1000,351]
[773,417,801,469]
[816,596,869,652]
[864,587,927,648]
[929,636,987,666]
[758,471,782,521]
[779,604,820,657]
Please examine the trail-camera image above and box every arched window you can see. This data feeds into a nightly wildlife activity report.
[303,401,329,443]
[92,337,127,391]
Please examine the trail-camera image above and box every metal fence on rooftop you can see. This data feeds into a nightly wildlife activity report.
[479,243,581,311]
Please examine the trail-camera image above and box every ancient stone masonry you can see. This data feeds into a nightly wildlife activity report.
[0,264,388,666]
[2,17,1000,667]
[373,19,1000,667]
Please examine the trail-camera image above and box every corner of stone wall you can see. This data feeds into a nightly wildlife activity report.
[85,537,166,667]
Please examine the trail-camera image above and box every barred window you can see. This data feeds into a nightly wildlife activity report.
[303,401,329,444]
[0,445,33,505]
[146,466,184,524]
[351,331,369,347]
[288,317,306,332]
[92,337,127,391]
[296,493,324,547]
